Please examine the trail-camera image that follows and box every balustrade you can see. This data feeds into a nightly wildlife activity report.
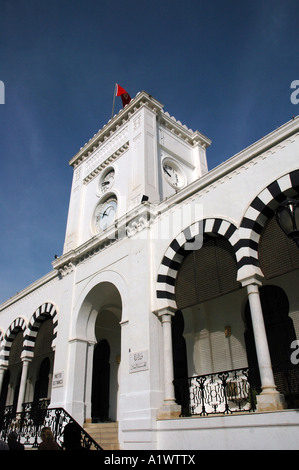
[0,400,102,449]
[174,368,257,417]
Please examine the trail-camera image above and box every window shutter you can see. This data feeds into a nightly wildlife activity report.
[175,237,240,310]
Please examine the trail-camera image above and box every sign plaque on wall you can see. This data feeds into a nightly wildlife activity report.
[129,350,149,373]
[52,371,64,388]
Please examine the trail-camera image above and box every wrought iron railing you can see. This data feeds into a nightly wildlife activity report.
[0,400,102,449]
[174,368,257,417]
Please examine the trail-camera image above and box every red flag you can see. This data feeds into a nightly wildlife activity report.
[116,83,131,107]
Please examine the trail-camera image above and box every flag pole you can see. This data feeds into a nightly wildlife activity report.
[111,83,117,119]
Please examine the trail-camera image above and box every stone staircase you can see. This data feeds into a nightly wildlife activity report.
[84,421,120,450]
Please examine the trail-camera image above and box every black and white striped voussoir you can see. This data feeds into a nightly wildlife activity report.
[0,317,27,366]
[23,303,58,357]
[236,169,299,270]
[156,218,238,304]
[156,169,299,306]
[0,303,58,365]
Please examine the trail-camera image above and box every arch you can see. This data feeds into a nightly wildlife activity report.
[73,274,123,423]
[237,169,299,277]
[23,302,58,359]
[156,218,238,310]
[0,318,27,366]
[74,270,127,341]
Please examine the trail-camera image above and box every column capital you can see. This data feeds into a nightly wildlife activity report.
[240,273,264,288]
[20,354,32,363]
[68,337,95,345]
[153,306,176,318]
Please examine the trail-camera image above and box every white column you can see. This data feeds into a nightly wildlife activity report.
[17,358,31,412]
[156,307,180,418]
[85,341,96,422]
[161,312,176,404]
[246,282,286,411]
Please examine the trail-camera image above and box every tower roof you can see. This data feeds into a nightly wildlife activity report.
[69,90,211,168]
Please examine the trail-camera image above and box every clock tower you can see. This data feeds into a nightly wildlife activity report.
[62,91,211,255]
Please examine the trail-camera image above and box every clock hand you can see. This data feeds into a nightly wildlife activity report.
[163,167,171,177]
[102,205,114,217]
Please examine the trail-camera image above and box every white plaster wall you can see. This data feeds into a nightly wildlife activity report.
[183,288,249,377]
[156,410,299,450]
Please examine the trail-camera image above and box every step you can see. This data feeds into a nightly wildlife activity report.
[84,422,120,450]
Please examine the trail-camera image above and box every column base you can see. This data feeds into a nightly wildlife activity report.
[256,389,286,412]
[157,401,181,420]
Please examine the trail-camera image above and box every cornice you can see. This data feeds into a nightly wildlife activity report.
[0,270,58,311]
[157,116,299,212]
[69,91,212,169]
[69,91,164,168]
[159,111,211,148]
[83,141,129,185]
[52,202,157,275]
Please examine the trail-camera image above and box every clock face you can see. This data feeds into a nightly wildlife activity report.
[162,160,185,188]
[94,197,117,232]
[100,168,115,193]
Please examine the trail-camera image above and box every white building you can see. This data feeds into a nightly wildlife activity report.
[0,91,299,450]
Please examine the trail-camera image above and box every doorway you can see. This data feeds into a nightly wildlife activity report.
[91,339,111,422]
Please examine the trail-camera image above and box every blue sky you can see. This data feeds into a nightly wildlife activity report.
[0,0,298,303]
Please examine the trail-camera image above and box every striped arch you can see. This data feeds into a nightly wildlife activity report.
[156,218,238,310]
[23,302,58,359]
[237,169,299,275]
[0,317,27,366]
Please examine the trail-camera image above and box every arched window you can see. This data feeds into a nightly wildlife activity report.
[175,236,240,310]
[259,215,299,279]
